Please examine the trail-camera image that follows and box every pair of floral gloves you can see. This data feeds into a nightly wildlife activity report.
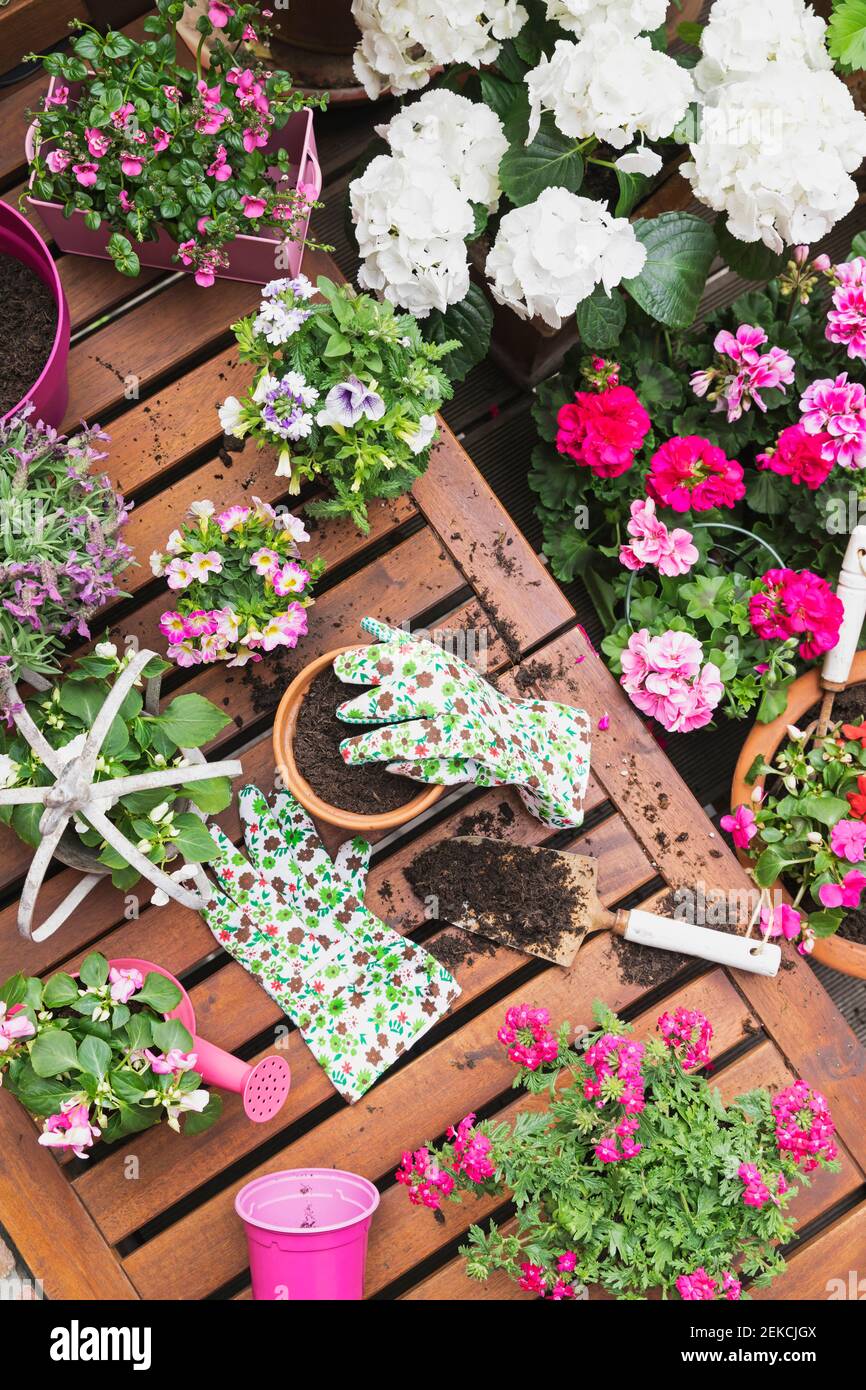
[335,618,592,830]
[201,786,459,1104]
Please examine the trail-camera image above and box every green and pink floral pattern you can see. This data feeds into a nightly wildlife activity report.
[335,618,592,829]
[202,786,459,1102]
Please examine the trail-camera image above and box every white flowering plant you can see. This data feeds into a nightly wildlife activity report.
[220,275,458,532]
[0,644,232,891]
[349,1,717,373]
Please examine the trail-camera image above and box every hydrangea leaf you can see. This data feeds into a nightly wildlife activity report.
[715,216,785,281]
[623,212,716,328]
[423,284,492,384]
[499,114,584,207]
[575,283,626,350]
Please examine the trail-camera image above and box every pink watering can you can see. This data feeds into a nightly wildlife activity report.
[112,958,291,1123]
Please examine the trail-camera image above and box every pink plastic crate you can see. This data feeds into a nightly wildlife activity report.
[25,80,321,286]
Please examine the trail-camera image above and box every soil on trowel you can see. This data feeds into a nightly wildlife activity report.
[0,253,57,416]
[406,838,588,959]
[293,666,419,814]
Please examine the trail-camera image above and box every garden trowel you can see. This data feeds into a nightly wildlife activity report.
[412,837,780,976]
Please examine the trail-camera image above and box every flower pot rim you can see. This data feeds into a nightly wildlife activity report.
[272,644,444,833]
[235,1167,380,1235]
[0,200,68,425]
[730,654,866,979]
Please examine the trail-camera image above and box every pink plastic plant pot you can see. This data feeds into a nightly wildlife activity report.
[0,200,70,428]
[25,82,321,285]
[111,957,291,1123]
[235,1168,380,1300]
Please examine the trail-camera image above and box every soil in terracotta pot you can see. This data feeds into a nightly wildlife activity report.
[0,253,56,416]
[405,838,588,959]
[293,666,420,814]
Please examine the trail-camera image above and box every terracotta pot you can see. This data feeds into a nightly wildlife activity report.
[731,653,866,978]
[273,646,444,833]
[269,0,360,55]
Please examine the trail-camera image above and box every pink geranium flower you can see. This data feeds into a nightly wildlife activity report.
[757,422,834,490]
[749,567,843,660]
[555,384,650,478]
[830,818,866,863]
[720,804,757,849]
[800,373,866,470]
[618,498,698,577]
[646,436,745,512]
[620,628,722,733]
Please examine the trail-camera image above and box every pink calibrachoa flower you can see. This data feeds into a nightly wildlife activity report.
[555,384,651,479]
[517,1262,547,1295]
[759,902,802,941]
[830,818,866,863]
[497,1004,558,1071]
[757,422,834,490]
[271,561,310,596]
[241,193,268,219]
[720,803,757,849]
[38,1102,100,1159]
[0,1001,35,1053]
[799,372,866,470]
[819,869,866,909]
[250,547,281,576]
[72,162,99,187]
[772,1080,837,1172]
[657,1007,713,1070]
[748,568,843,660]
[108,965,143,1003]
[646,435,745,512]
[676,1267,717,1300]
[620,628,723,734]
[618,498,698,577]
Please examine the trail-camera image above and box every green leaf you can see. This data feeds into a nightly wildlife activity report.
[614,167,648,218]
[677,20,704,46]
[756,685,791,723]
[12,802,43,848]
[575,283,626,350]
[170,812,219,863]
[183,1091,222,1135]
[715,217,785,281]
[79,952,109,989]
[77,1034,112,1077]
[106,233,141,278]
[828,0,866,71]
[807,909,844,939]
[182,776,232,815]
[423,284,493,384]
[0,973,27,1009]
[151,1018,195,1053]
[753,846,784,888]
[795,794,850,827]
[154,692,232,748]
[58,679,105,725]
[122,1013,154,1052]
[747,470,789,516]
[132,971,182,1016]
[499,114,583,207]
[30,1029,79,1078]
[624,213,716,329]
[42,972,80,1009]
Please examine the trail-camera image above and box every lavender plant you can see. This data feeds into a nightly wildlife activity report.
[0,413,133,677]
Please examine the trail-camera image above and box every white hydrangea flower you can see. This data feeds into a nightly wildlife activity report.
[694,0,831,97]
[683,64,866,252]
[352,0,529,100]
[376,89,507,211]
[544,0,667,39]
[350,152,473,316]
[525,32,694,149]
[485,186,646,328]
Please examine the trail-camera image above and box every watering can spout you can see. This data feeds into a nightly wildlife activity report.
[823,525,866,690]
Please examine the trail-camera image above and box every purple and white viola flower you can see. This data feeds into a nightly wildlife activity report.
[316,375,386,429]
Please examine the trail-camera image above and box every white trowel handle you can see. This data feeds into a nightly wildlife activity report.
[823,525,866,689]
[621,910,781,976]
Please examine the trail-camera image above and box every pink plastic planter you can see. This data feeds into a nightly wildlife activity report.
[25,81,321,285]
[0,201,70,428]
[111,957,291,1123]
[236,1168,380,1300]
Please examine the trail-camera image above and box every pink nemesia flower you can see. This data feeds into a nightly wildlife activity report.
[46,148,71,173]
[72,162,99,187]
[85,127,111,159]
[120,153,145,177]
[208,0,235,26]
[152,126,171,153]
[241,193,268,218]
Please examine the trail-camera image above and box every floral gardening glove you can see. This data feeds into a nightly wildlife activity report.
[334,617,592,829]
[200,786,459,1103]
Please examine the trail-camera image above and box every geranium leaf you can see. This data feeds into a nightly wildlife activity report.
[715,217,785,281]
[576,283,626,350]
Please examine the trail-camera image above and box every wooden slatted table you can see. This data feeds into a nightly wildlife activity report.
[1,44,866,1306]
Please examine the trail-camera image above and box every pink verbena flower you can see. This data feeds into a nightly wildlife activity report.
[720,803,757,849]
[800,373,866,470]
[517,1262,547,1295]
[772,1080,837,1171]
[646,436,745,512]
[676,1267,717,1300]
[555,385,650,478]
[497,1004,558,1070]
[619,498,698,577]
[723,1271,742,1300]
[748,568,843,660]
[394,1147,455,1208]
[757,422,834,490]
[446,1113,495,1183]
[657,1007,712,1070]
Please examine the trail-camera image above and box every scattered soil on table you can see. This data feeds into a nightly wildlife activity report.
[293,666,419,814]
[0,254,56,416]
[453,799,516,838]
[405,838,588,958]
[610,889,692,989]
[426,926,497,972]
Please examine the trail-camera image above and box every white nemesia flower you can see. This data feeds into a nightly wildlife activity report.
[377,89,507,211]
[683,64,866,252]
[350,152,473,316]
[351,0,529,100]
[693,0,831,97]
[485,187,646,328]
[526,31,693,148]
[544,0,667,39]
[614,148,663,176]
[217,396,245,436]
